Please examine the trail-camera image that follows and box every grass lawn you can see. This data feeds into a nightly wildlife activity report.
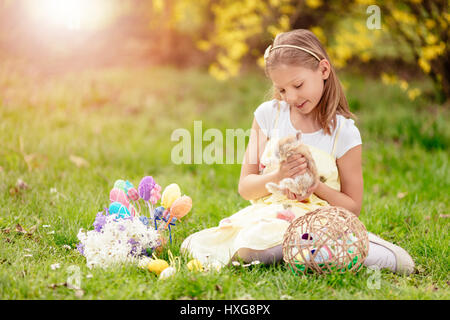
[0,63,449,299]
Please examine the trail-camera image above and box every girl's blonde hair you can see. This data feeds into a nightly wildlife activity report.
[264,29,355,135]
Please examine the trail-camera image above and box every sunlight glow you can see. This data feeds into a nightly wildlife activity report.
[25,0,111,31]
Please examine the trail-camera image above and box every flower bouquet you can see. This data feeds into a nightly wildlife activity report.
[76,176,192,269]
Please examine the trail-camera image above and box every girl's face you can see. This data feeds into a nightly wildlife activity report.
[268,61,330,117]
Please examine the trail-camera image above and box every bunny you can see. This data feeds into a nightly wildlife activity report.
[265,131,318,198]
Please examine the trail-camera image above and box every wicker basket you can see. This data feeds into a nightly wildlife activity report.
[282,206,369,274]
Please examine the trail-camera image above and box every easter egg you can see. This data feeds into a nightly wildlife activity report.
[301,233,314,241]
[147,259,169,275]
[109,188,130,207]
[138,176,155,201]
[128,204,137,217]
[187,259,203,272]
[170,195,192,219]
[159,266,176,280]
[109,201,131,219]
[113,180,127,191]
[311,246,333,263]
[153,206,165,219]
[294,249,311,263]
[276,209,295,222]
[155,233,167,254]
[138,257,152,269]
[161,183,181,208]
[126,187,139,201]
[124,180,134,191]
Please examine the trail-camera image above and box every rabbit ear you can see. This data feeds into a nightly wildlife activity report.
[296,131,302,141]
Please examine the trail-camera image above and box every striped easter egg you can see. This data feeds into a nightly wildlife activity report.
[109,201,131,219]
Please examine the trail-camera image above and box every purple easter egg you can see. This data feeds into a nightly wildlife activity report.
[301,233,313,240]
[138,176,155,201]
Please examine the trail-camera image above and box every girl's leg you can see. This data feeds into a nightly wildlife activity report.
[364,232,415,275]
[236,243,397,270]
[363,241,397,272]
[234,233,415,275]
[235,245,283,265]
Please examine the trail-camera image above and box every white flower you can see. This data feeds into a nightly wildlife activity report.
[77,215,160,269]
[51,263,61,270]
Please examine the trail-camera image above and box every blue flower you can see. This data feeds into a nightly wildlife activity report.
[139,216,149,226]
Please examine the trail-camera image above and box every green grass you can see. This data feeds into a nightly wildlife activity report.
[0,63,449,299]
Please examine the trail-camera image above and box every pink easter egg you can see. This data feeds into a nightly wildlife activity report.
[127,187,139,201]
[129,204,137,217]
[276,210,295,222]
[109,188,130,207]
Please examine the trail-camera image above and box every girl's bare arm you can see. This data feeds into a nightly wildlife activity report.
[313,145,364,216]
[238,118,281,200]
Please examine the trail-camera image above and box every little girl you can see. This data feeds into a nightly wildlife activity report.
[181,29,415,275]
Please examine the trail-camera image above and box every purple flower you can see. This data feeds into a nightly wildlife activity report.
[76,243,85,256]
[128,238,138,245]
[128,238,139,255]
[93,212,107,232]
[119,225,126,232]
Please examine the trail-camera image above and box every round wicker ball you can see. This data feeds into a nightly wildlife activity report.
[282,206,369,274]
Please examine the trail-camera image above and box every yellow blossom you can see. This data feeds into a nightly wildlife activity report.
[360,52,371,62]
[425,19,436,29]
[399,80,409,91]
[381,73,397,85]
[407,88,421,101]
[196,40,211,52]
[421,42,446,61]
[153,0,164,13]
[391,10,417,24]
[306,0,323,9]
[209,63,229,81]
[418,58,431,73]
[311,26,326,44]
[257,56,265,69]
[280,4,296,15]
[425,34,438,45]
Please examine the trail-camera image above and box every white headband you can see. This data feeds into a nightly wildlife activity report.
[264,44,321,62]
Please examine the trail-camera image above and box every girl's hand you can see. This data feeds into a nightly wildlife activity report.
[277,154,308,181]
[285,180,320,201]
[295,180,320,202]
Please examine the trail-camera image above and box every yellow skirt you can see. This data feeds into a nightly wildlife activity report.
[180,196,329,268]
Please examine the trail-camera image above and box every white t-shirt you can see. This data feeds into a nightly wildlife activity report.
[254,99,362,159]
